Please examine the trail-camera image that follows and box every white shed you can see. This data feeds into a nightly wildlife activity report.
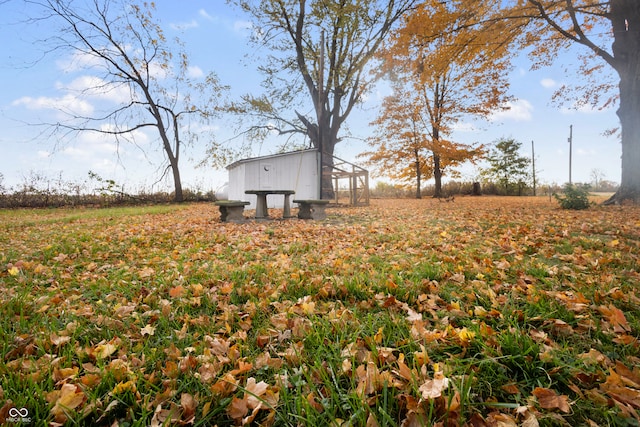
[226,149,320,209]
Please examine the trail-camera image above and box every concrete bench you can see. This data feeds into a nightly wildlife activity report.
[293,199,329,220]
[214,200,250,223]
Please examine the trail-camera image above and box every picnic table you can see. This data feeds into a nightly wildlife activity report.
[245,190,295,219]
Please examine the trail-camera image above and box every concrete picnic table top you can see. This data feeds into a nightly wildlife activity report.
[245,190,295,219]
[245,190,295,195]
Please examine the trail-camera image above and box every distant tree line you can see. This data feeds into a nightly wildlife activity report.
[0,171,216,209]
[369,178,618,200]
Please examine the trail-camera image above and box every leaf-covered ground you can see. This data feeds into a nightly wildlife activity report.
[1,197,639,426]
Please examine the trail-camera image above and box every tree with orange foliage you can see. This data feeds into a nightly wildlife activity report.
[361,87,430,199]
[361,84,483,198]
[363,1,514,198]
[498,1,638,204]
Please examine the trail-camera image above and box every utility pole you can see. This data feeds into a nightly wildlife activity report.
[568,125,573,185]
[531,140,536,196]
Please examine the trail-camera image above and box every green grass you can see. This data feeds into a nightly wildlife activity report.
[1,198,639,425]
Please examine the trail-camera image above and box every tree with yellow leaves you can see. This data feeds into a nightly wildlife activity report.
[361,87,430,199]
[363,0,514,198]
[361,84,483,198]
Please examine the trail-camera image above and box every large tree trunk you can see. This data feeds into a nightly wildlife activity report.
[605,0,640,205]
[170,159,184,203]
[608,71,640,204]
[158,125,184,203]
[297,110,336,199]
[320,150,335,200]
[318,115,339,200]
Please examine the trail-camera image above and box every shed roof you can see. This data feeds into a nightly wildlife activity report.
[226,148,318,170]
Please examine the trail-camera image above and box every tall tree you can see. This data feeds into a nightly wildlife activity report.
[501,1,639,204]
[365,0,511,197]
[26,0,226,202]
[229,0,418,198]
[361,88,430,199]
[483,137,532,195]
[361,84,483,198]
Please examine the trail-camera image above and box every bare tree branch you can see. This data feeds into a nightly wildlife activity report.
[21,0,227,201]
[230,0,418,197]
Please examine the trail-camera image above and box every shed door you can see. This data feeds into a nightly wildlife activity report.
[260,162,273,189]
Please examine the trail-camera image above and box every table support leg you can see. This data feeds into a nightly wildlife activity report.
[283,194,292,218]
[255,195,268,219]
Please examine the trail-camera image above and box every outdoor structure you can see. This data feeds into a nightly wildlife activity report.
[226,149,319,210]
[226,149,369,209]
[329,155,370,206]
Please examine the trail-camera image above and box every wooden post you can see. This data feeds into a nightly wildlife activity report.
[568,125,573,185]
[532,140,537,196]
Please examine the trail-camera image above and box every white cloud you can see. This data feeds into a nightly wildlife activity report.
[12,94,94,116]
[187,65,204,79]
[62,146,90,159]
[199,9,215,21]
[560,102,610,115]
[541,78,557,88]
[451,122,477,132]
[234,20,253,34]
[170,19,199,31]
[66,134,119,156]
[577,148,597,156]
[60,130,127,163]
[90,158,118,173]
[97,123,151,147]
[373,80,393,101]
[489,99,533,122]
[193,123,221,133]
[56,76,132,104]
[56,51,103,73]
[169,9,216,32]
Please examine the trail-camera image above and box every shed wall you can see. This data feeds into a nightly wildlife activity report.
[227,150,319,209]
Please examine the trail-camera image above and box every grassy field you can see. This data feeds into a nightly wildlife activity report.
[1,196,639,426]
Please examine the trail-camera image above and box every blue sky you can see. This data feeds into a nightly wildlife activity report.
[0,1,621,193]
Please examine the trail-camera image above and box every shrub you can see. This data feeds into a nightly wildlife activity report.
[554,183,592,210]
